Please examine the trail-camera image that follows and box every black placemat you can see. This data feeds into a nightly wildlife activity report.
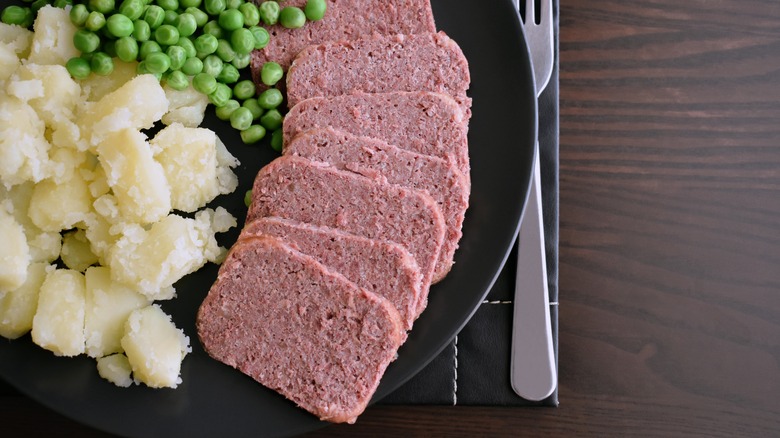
[381,0,559,407]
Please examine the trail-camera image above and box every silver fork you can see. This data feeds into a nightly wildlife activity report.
[510,0,557,401]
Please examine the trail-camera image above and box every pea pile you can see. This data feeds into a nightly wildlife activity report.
[1,0,328,147]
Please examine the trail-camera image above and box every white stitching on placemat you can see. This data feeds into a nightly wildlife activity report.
[452,335,459,405]
[482,300,512,304]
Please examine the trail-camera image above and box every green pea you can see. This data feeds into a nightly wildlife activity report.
[194,33,218,56]
[202,54,223,76]
[167,45,186,70]
[192,72,217,94]
[66,57,91,80]
[238,2,259,27]
[165,70,189,90]
[231,52,250,69]
[202,20,223,39]
[260,61,283,86]
[106,14,134,38]
[216,63,239,83]
[73,29,101,54]
[249,26,269,49]
[115,36,139,62]
[89,0,115,14]
[209,82,232,107]
[175,12,197,37]
[80,52,94,63]
[215,99,240,120]
[218,9,243,31]
[242,98,263,120]
[132,19,151,41]
[136,60,149,74]
[54,0,74,8]
[225,0,242,10]
[175,36,195,58]
[233,79,255,100]
[279,6,305,29]
[243,189,252,207]
[241,125,266,144]
[163,10,178,25]
[154,24,179,45]
[259,108,283,130]
[258,1,279,26]
[230,107,253,131]
[69,4,89,26]
[230,27,254,55]
[85,11,106,32]
[184,7,208,27]
[145,52,171,74]
[157,0,178,11]
[204,0,225,16]
[181,56,203,75]
[90,52,114,76]
[139,40,162,59]
[2,6,32,27]
[215,38,235,62]
[144,5,165,29]
[118,0,144,20]
[304,0,326,21]
[180,0,201,8]
[30,0,48,14]
[257,88,282,109]
[270,128,283,152]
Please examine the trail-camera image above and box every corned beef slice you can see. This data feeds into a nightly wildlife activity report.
[283,91,471,186]
[247,155,446,298]
[286,32,471,114]
[249,0,436,87]
[241,217,423,328]
[196,235,405,424]
[285,127,469,285]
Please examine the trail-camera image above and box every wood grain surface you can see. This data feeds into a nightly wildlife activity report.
[3,0,780,436]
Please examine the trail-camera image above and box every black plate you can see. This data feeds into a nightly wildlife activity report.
[0,0,536,435]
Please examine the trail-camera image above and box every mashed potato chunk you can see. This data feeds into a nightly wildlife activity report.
[31,268,86,356]
[0,262,47,339]
[121,305,190,388]
[96,353,134,388]
[84,267,149,358]
[0,209,30,290]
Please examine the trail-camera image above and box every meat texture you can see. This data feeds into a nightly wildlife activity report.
[285,127,469,285]
[286,32,471,114]
[197,235,405,424]
[241,217,423,328]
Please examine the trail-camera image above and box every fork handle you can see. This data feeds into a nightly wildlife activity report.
[510,147,557,401]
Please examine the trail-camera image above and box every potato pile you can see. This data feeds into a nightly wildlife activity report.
[0,7,240,389]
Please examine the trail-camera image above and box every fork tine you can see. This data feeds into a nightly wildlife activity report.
[523,0,535,24]
[540,0,552,24]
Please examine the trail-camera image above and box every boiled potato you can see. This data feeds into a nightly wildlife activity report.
[0,209,30,291]
[10,64,80,127]
[82,206,118,265]
[121,305,190,388]
[79,60,138,103]
[97,128,171,224]
[0,96,51,187]
[0,262,48,339]
[61,229,99,272]
[108,214,211,300]
[84,267,149,358]
[27,6,78,66]
[96,353,133,387]
[28,171,93,232]
[0,22,34,58]
[161,83,209,128]
[80,74,168,145]
[0,183,61,263]
[151,123,223,212]
[31,268,86,356]
[0,43,19,82]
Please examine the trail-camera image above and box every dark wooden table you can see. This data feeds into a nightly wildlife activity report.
[4,0,780,436]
